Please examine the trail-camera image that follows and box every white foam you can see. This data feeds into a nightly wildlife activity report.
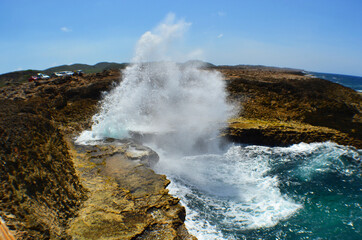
[168,181,228,240]
[154,141,361,239]
[276,142,361,181]
[155,145,302,238]
[75,130,103,145]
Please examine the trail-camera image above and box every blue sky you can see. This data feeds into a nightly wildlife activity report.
[1,0,362,76]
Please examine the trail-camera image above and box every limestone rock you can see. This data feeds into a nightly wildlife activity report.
[67,139,196,240]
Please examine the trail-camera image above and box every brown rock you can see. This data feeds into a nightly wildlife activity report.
[67,139,195,240]
[218,66,362,148]
[0,69,196,239]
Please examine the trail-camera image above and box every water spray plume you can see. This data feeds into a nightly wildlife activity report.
[77,14,233,155]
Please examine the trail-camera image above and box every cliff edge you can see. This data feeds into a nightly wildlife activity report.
[0,66,360,238]
[0,70,195,239]
[218,66,361,148]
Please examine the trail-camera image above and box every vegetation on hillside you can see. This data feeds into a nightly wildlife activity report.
[0,62,128,86]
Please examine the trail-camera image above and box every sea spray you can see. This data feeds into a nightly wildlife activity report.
[77,14,233,155]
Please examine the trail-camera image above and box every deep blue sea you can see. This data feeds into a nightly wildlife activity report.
[309,72,362,92]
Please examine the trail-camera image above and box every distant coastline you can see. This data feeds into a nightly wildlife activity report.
[308,71,362,91]
[2,62,362,92]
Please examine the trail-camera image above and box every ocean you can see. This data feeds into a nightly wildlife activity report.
[155,142,361,240]
[309,72,362,92]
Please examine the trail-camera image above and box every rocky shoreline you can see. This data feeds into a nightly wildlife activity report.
[218,66,361,148]
[0,66,361,238]
[0,70,196,239]
[67,139,195,239]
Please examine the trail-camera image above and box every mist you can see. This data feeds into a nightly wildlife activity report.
[77,13,233,155]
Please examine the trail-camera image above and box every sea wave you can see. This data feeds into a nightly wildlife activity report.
[155,141,361,239]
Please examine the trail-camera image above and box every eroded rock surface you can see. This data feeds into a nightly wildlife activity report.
[224,117,358,147]
[218,66,362,148]
[0,100,86,239]
[0,70,195,239]
[67,139,195,240]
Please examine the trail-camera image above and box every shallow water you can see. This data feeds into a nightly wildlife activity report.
[154,142,361,240]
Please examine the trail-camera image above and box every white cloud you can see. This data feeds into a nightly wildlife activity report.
[60,27,72,32]
[217,33,224,38]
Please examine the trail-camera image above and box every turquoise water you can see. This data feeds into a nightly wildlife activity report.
[310,72,362,92]
[156,142,361,239]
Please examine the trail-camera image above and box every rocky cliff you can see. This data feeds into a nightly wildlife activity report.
[0,99,86,239]
[0,66,360,239]
[0,70,195,239]
[218,66,362,148]
[67,139,195,239]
